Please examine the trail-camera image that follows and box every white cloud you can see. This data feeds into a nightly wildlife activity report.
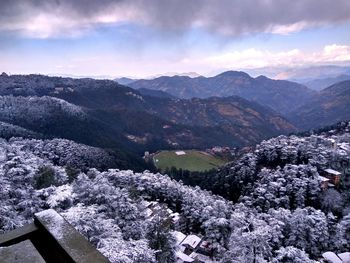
[321,44,350,61]
[268,22,312,35]
[197,44,350,70]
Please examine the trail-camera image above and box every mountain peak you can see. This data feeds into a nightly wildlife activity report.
[255,75,269,80]
[176,72,201,78]
[1,72,8,77]
[215,70,251,78]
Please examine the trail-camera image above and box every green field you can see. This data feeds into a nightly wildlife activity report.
[153,150,226,172]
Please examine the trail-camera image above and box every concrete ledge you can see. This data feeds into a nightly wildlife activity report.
[0,209,110,263]
[0,223,38,247]
[0,240,45,263]
[34,209,110,263]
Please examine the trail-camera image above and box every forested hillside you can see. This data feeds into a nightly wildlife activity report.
[0,74,295,161]
[1,121,350,262]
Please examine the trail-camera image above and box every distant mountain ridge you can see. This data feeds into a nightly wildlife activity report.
[301,74,350,91]
[278,65,350,81]
[288,80,350,130]
[129,70,315,114]
[115,77,136,85]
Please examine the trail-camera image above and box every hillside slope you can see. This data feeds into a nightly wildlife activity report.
[288,80,350,130]
[1,121,349,262]
[0,74,295,148]
[149,96,296,144]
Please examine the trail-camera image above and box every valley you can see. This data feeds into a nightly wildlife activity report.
[0,73,299,170]
[1,72,350,174]
[2,2,350,262]
[152,150,226,172]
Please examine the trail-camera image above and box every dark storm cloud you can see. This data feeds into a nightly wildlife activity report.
[134,0,350,34]
[1,0,350,36]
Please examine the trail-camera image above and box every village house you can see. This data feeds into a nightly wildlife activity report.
[326,138,338,149]
[141,201,181,226]
[172,231,216,263]
[181,234,202,253]
[323,168,342,186]
[318,175,335,191]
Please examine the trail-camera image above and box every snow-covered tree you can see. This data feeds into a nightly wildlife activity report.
[271,246,316,263]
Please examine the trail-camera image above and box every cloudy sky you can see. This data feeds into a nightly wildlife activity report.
[1,0,350,78]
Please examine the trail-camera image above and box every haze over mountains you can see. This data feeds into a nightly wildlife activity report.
[276,65,350,82]
[301,74,350,91]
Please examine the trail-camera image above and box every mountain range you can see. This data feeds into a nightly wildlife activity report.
[1,71,349,169]
[0,73,298,169]
[129,71,315,114]
[129,70,350,129]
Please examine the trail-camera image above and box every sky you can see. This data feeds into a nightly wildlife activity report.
[1,0,350,78]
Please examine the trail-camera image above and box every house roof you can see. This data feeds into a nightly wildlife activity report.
[176,251,194,262]
[189,252,214,263]
[181,234,201,249]
[144,208,153,218]
[172,231,186,246]
[322,252,343,263]
[318,175,330,182]
[324,169,342,176]
[338,252,350,262]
